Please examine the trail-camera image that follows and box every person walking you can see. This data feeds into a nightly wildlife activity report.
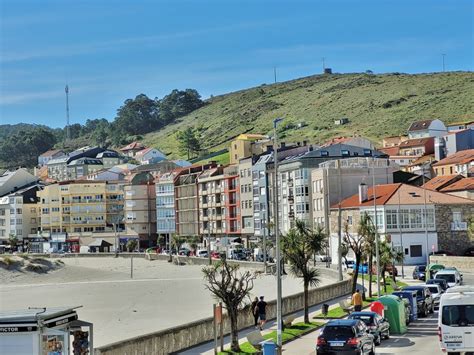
[352,289,363,312]
[255,296,267,330]
[251,297,259,328]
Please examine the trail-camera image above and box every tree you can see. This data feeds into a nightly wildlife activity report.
[126,239,138,252]
[8,234,18,251]
[114,94,162,137]
[343,222,365,294]
[202,258,256,352]
[378,240,404,292]
[159,89,204,123]
[176,127,201,159]
[281,220,326,323]
[0,127,57,168]
[359,212,376,297]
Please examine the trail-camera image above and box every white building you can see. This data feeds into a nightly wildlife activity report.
[408,119,447,139]
[135,148,167,165]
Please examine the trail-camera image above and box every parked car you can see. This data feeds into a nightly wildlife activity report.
[178,248,191,256]
[196,249,208,258]
[354,263,369,274]
[347,312,390,346]
[316,319,375,355]
[426,278,448,292]
[435,269,463,288]
[210,251,221,259]
[402,285,434,317]
[429,250,455,256]
[424,283,443,309]
[413,265,427,280]
[345,259,355,269]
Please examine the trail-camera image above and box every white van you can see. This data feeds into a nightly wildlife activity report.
[438,288,474,354]
[435,269,463,288]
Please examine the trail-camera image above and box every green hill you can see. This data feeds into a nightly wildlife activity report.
[143,71,474,159]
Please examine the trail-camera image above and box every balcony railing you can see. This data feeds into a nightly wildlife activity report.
[451,221,467,231]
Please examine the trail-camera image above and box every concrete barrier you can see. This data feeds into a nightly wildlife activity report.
[429,255,474,273]
[96,276,351,355]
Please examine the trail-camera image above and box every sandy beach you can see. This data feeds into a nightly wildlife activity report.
[0,256,336,347]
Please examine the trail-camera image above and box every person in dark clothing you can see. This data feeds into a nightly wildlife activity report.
[251,297,259,328]
[255,296,267,330]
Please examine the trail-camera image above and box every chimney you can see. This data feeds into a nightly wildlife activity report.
[359,183,368,203]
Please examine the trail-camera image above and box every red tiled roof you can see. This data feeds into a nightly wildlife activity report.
[333,184,401,208]
[378,146,400,156]
[321,136,352,147]
[39,149,64,157]
[408,120,433,131]
[432,149,474,167]
[399,137,433,148]
[440,177,474,192]
[422,175,464,191]
[120,141,146,152]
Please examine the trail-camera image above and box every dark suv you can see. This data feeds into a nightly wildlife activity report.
[402,285,434,317]
[426,278,448,292]
[412,265,426,280]
[316,319,375,355]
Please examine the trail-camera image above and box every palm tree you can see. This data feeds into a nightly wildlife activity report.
[359,213,376,297]
[281,220,326,323]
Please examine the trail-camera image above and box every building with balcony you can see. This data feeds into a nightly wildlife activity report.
[278,144,386,234]
[155,170,178,248]
[38,180,124,250]
[329,183,474,265]
[311,158,397,231]
[238,157,254,238]
[198,166,226,239]
[223,165,240,236]
[124,172,156,248]
[0,184,42,247]
[175,163,217,236]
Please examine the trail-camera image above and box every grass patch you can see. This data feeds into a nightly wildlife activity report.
[218,322,323,354]
[194,151,229,165]
[313,299,374,319]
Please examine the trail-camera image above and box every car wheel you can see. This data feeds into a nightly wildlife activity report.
[369,342,375,355]
[375,334,381,345]
[385,329,390,339]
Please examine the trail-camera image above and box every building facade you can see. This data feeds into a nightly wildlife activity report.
[238,157,254,238]
[155,171,177,248]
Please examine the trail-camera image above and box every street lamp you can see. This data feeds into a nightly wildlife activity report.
[273,117,283,352]
[371,157,381,296]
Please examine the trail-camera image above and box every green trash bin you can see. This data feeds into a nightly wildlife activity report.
[378,295,408,334]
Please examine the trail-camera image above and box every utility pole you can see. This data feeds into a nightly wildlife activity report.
[423,167,430,266]
[372,158,381,296]
[273,117,283,353]
[442,54,446,72]
[274,67,277,84]
[322,57,326,72]
[397,187,405,278]
[65,85,70,143]
[337,160,343,281]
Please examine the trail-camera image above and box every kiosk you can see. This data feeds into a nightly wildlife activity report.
[0,306,93,355]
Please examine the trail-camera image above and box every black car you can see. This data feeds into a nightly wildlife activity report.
[412,265,427,280]
[347,312,390,346]
[402,285,434,317]
[426,278,448,292]
[316,319,375,355]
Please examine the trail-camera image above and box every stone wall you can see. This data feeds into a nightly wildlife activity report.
[435,204,474,255]
[96,277,351,355]
[429,255,474,273]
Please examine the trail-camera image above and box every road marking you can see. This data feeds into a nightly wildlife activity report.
[0,277,203,289]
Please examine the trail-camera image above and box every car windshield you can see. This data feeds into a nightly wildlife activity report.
[350,315,373,325]
[442,305,474,327]
[427,286,439,294]
[405,288,423,298]
[323,326,355,339]
[436,274,455,282]
[418,266,426,272]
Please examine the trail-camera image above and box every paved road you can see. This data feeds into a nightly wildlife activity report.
[283,272,474,355]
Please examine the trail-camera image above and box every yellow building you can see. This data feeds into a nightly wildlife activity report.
[38,181,124,239]
[229,134,269,164]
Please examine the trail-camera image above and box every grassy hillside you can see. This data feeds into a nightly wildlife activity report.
[143,72,474,159]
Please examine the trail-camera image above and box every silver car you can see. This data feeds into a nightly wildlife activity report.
[424,283,443,309]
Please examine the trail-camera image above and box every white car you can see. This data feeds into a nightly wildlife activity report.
[424,283,443,309]
[435,269,463,288]
[438,287,474,354]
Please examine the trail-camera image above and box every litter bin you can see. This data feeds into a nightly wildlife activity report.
[261,340,277,355]
[392,290,417,322]
[370,300,384,317]
[378,295,408,334]
[322,303,329,318]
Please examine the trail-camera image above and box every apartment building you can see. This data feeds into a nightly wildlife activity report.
[124,172,156,248]
[229,133,270,164]
[397,137,434,157]
[329,183,474,265]
[0,169,38,197]
[311,157,397,230]
[238,157,254,238]
[38,180,124,251]
[278,144,386,234]
[223,165,240,237]
[175,163,216,236]
[156,171,178,247]
[198,166,226,238]
[0,184,41,247]
[433,149,474,177]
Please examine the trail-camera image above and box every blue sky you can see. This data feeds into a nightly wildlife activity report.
[1,0,472,128]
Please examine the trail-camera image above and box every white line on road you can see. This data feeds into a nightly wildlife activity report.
[0,277,203,289]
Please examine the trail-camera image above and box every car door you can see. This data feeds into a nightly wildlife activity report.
[424,288,432,308]
[358,322,371,353]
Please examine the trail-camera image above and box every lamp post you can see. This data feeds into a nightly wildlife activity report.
[422,167,429,266]
[371,157,381,296]
[273,117,283,352]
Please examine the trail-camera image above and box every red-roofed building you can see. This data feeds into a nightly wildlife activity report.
[398,137,434,157]
[120,141,146,157]
[432,149,474,177]
[329,183,474,264]
[440,177,474,200]
[38,149,65,166]
[321,136,374,149]
[422,175,464,192]
[407,119,447,139]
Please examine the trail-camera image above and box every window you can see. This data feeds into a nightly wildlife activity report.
[242,216,252,229]
[409,209,423,229]
[452,211,462,223]
[410,245,422,257]
[399,209,410,229]
[320,150,329,156]
[259,187,266,196]
[386,210,398,229]
[442,305,474,327]
[347,216,353,225]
